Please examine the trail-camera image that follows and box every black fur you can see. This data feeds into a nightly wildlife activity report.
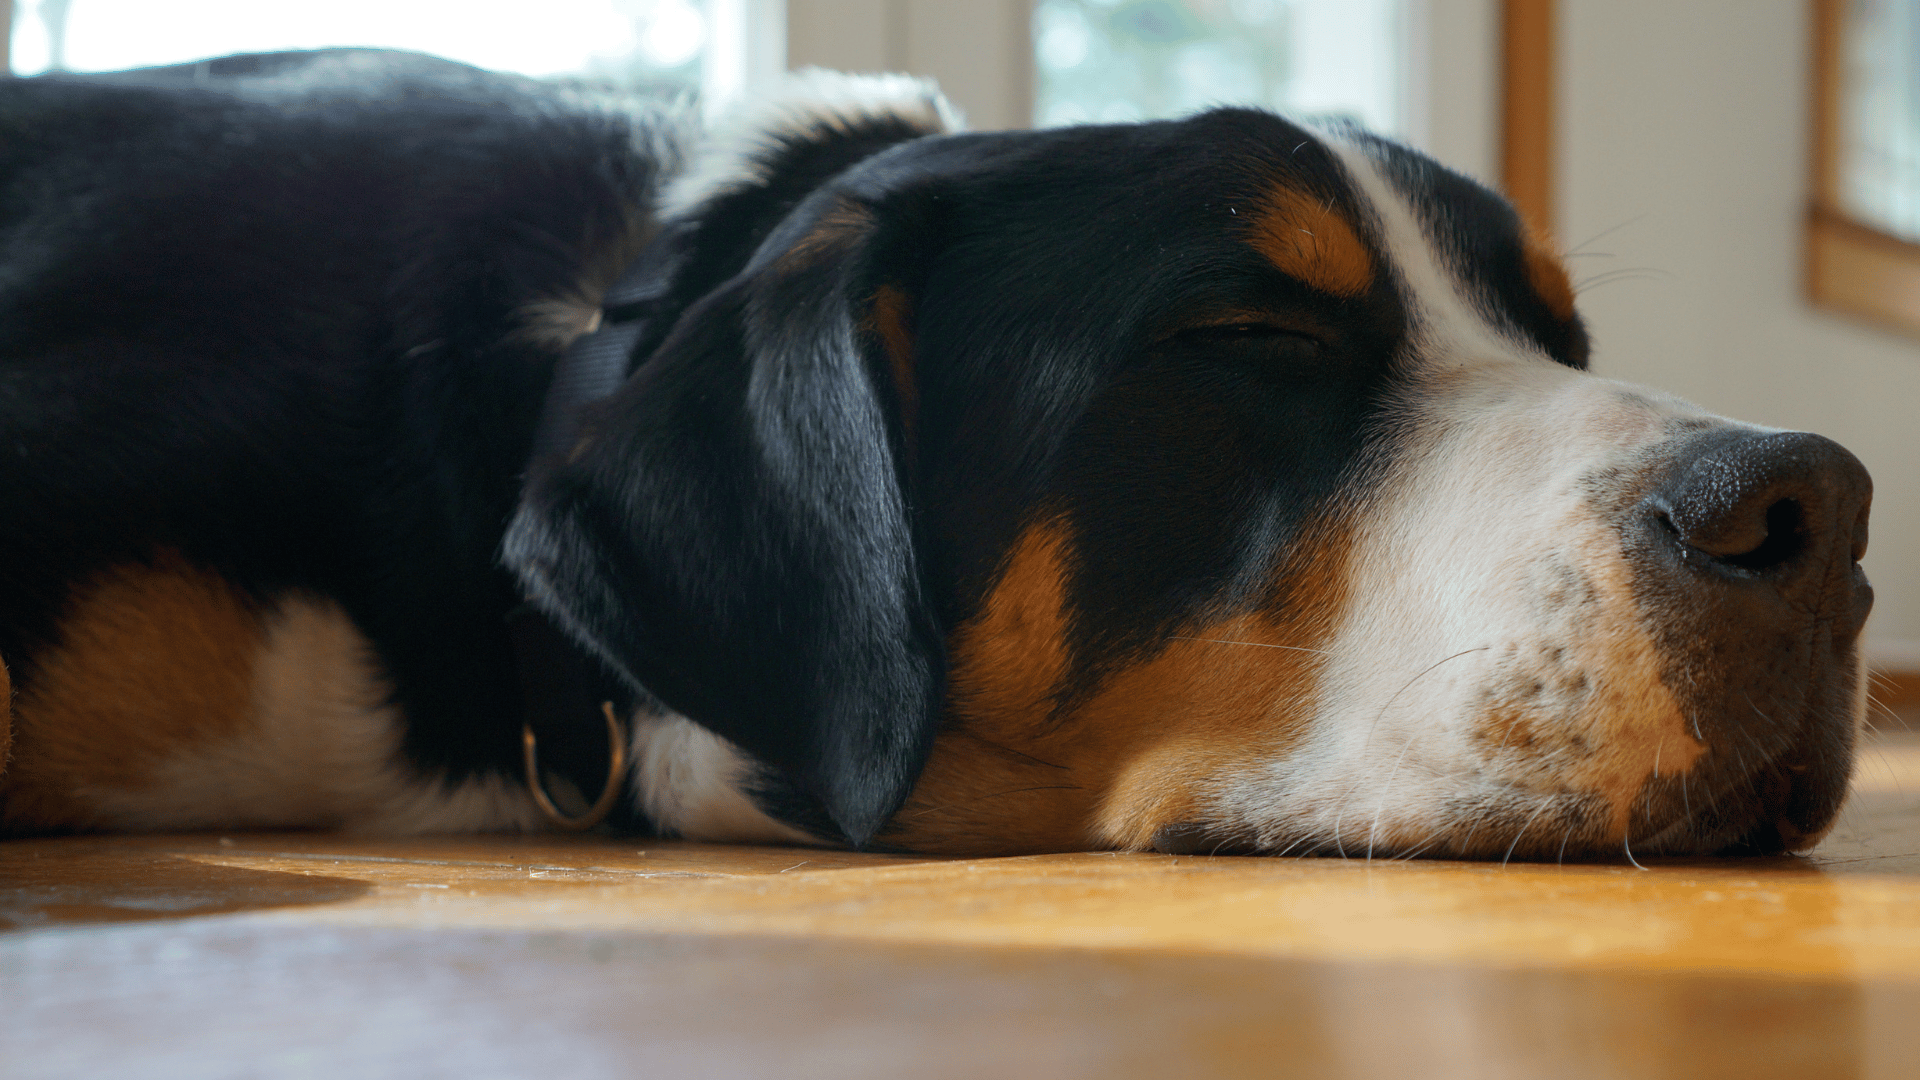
[0,51,663,787]
[1,52,1589,845]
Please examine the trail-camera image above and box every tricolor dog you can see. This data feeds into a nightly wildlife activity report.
[0,50,1874,859]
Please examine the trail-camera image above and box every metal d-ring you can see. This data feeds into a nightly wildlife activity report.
[522,701,627,831]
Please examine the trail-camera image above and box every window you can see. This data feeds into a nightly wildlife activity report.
[7,0,710,94]
[1833,0,1920,241]
[1032,0,1403,134]
[1808,0,1920,338]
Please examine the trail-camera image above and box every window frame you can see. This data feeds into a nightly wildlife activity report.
[1806,0,1920,339]
[1498,0,1555,238]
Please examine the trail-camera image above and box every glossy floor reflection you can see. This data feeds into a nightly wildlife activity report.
[5,731,1919,1079]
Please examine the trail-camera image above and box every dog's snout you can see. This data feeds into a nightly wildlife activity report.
[1623,428,1873,854]
[1650,431,1871,584]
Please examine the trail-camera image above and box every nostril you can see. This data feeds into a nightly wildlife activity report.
[1649,430,1870,583]
[1712,498,1804,571]
[1665,493,1804,572]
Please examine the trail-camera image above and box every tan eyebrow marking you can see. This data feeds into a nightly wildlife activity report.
[1246,185,1375,298]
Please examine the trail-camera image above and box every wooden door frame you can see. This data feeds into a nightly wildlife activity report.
[1500,0,1556,238]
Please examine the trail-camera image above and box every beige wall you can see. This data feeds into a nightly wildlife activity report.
[1405,0,1502,182]
[1557,0,1920,658]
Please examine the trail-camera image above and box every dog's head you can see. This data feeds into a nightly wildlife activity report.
[506,74,1873,859]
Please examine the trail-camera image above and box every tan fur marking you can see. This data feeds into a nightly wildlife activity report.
[2,562,262,830]
[1247,186,1374,298]
[868,284,919,440]
[780,201,877,272]
[1,653,12,778]
[887,522,1076,854]
[1088,527,1354,850]
[1080,609,1328,850]
[1553,534,1706,837]
[891,519,1351,855]
[1522,228,1577,322]
[1461,520,1707,846]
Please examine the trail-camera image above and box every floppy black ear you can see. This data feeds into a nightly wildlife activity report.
[503,196,942,847]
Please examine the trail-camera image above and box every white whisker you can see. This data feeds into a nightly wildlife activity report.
[1574,267,1674,294]
[1501,796,1557,867]
[1169,636,1333,656]
[1565,213,1647,256]
[1365,718,1434,861]
[1623,831,1648,871]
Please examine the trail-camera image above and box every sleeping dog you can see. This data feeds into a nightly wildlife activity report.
[0,50,1873,859]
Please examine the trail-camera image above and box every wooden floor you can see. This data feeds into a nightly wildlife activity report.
[7,731,1920,1078]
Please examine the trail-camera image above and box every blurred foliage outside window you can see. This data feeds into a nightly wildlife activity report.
[1843,0,1920,243]
[8,0,1404,139]
[7,0,706,94]
[1034,0,1400,135]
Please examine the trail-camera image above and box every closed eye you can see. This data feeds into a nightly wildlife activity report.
[1175,322,1310,343]
[1167,322,1325,362]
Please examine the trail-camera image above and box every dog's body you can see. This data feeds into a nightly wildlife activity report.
[0,51,1874,858]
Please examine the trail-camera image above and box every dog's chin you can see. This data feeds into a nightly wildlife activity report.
[1635,683,1860,858]
[1638,755,1850,858]
[1145,719,1855,862]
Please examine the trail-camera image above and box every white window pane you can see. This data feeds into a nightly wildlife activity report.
[9,0,709,91]
[1842,0,1920,243]
[1035,0,1401,135]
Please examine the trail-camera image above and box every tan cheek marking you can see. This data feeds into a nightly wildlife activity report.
[1087,530,1354,851]
[886,522,1077,854]
[1522,229,1577,322]
[1,562,262,830]
[890,520,1352,856]
[1566,544,1706,838]
[868,284,919,441]
[1079,614,1327,850]
[1248,186,1374,298]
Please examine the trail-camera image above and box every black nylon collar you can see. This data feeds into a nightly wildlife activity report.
[510,237,684,830]
[527,242,678,464]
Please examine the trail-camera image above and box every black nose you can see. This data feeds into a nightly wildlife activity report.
[1635,429,1873,854]
[1649,430,1871,587]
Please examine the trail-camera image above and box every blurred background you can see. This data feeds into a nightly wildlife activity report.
[7,0,1920,679]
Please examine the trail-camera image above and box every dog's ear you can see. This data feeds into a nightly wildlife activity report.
[505,192,941,848]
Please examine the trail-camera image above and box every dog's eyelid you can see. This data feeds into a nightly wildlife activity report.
[1155,314,1325,348]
